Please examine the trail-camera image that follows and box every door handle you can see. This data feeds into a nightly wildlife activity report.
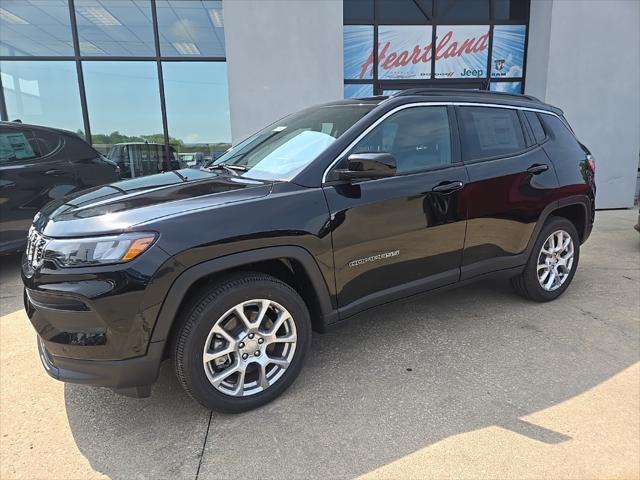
[526,163,549,174]
[432,180,464,193]
[45,169,64,176]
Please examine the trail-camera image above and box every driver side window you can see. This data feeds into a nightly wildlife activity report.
[352,106,452,174]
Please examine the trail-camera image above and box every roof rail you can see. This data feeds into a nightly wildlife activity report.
[391,87,541,103]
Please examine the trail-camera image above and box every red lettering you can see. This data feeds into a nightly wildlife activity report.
[383,51,398,69]
[395,51,410,67]
[358,29,488,76]
[435,31,453,60]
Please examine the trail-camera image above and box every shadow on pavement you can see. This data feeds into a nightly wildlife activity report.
[64,275,639,480]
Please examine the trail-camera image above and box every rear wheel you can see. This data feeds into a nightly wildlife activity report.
[173,272,311,413]
[511,216,580,302]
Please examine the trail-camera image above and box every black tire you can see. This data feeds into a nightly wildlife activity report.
[511,216,580,302]
[173,272,311,413]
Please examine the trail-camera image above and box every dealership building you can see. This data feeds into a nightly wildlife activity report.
[0,0,638,208]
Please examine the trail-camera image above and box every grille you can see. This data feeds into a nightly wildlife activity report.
[26,228,47,269]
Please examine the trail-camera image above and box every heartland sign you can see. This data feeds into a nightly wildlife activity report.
[345,25,491,80]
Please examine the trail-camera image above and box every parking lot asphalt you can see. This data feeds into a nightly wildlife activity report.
[1,209,638,480]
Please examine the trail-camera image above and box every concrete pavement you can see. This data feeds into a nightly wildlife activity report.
[1,209,639,480]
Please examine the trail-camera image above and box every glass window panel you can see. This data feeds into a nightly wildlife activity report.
[434,25,489,79]
[436,0,489,22]
[1,61,84,136]
[489,81,522,94]
[344,0,373,24]
[378,26,432,80]
[344,25,373,80]
[74,0,155,56]
[491,25,526,78]
[83,61,163,162]
[344,83,374,98]
[156,0,225,57]
[0,0,74,56]
[376,0,433,25]
[162,61,231,165]
[351,106,451,173]
[458,106,526,160]
[494,0,530,21]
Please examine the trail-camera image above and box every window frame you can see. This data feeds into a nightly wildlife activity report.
[455,104,533,164]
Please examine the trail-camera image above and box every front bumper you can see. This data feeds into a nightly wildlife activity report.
[37,335,164,397]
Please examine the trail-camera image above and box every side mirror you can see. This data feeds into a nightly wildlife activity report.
[334,152,397,181]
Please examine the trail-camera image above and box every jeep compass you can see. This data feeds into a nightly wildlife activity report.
[22,89,596,412]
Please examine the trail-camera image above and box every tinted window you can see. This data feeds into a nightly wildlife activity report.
[494,0,530,21]
[525,111,547,144]
[0,127,39,162]
[74,0,155,56]
[344,0,374,24]
[436,0,489,22]
[33,129,63,157]
[458,107,526,160]
[352,106,451,173]
[376,0,433,24]
[0,61,85,137]
[0,0,74,56]
[82,61,163,155]
[156,0,225,57]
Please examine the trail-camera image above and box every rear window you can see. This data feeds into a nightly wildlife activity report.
[34,129,62,157]
[457,107,526,161]
[524,111,547,144]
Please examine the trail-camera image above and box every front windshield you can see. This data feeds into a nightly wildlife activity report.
[210,104,376,180]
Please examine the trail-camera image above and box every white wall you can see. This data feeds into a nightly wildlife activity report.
[223,0,344,143]
[527,0,640,208]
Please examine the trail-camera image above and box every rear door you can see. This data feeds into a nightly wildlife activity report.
[0,125,75,251]
[323,105,468,316]
[456,105,559,279]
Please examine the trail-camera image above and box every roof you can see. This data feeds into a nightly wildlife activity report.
[353,88,562,115]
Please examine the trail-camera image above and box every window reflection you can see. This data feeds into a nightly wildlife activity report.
[162,61,231,167]
[0,61,84,135]
[0,0,74,56]
[74,0,155,56]
[82,61,163,158]
[156,0,224,57]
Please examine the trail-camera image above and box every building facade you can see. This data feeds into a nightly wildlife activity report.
[1,0,638,207]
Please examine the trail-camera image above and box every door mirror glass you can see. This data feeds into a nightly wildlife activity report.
[335,152,397,180]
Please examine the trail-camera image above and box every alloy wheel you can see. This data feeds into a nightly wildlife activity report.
[202,299,297,397]
[537,229,574,291]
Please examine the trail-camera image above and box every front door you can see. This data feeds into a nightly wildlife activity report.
[323,105,468,317]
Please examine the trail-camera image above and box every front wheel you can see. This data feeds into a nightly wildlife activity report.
[511,216,580,302]
[173,272,311,413]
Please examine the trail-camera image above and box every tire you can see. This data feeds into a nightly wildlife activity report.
[511,216,580,302]
[173,272,311,413]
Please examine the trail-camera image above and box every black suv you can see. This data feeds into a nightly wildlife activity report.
[0,122,120,254]
[22,90,596,413]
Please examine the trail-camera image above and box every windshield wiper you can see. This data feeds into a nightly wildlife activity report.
[206,163,248,176]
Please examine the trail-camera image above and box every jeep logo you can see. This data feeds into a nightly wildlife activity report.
[461,68,483,77]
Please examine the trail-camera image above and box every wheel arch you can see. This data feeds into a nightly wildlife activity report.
[150,246,337,354]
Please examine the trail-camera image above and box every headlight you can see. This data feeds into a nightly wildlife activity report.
[43,232,157,268]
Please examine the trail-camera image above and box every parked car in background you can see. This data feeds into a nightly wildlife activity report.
[0,122,120,254]
[106,142,181,179]
[179,152,205,168]
[22,90,596,412]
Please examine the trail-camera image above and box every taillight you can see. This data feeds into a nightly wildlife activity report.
[587,154,596,174]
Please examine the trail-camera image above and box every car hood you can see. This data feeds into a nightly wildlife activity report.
[35,169,273,237]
